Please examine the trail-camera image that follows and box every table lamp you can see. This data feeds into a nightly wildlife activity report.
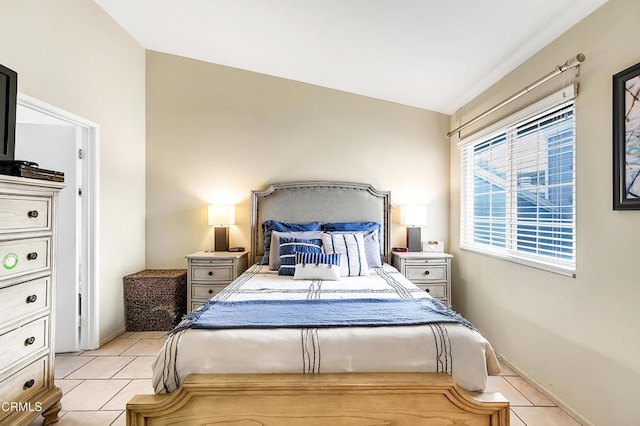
[207,204,235,251]
[401,204,427,252]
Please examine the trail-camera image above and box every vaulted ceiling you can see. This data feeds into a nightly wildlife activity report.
[95,0,608,114]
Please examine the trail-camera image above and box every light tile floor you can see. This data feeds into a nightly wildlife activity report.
[29,331,583,426]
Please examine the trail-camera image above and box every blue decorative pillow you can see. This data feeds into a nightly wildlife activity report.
[295,251,341,266]
[293,252,341,281]
[277,236,322,276]
[261,220,322,265]
[324,222,380,233]
[269,230,323,270]
[324,222,382,268]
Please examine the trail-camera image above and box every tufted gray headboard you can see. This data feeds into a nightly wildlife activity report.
[250,181,391,264]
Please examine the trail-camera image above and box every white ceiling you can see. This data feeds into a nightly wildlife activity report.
[94,0,607,114]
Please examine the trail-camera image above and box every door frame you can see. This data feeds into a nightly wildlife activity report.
[17,93,100,350]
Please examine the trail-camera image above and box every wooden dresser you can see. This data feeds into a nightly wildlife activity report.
[0,175,63,425]
[186,251,250,311]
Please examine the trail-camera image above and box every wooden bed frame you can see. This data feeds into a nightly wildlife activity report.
[126,181,509,425]
[127,373,508,425]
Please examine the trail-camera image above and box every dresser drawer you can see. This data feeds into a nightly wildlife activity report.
[0,195,50,233]
[191,265,233,282]
[416,283,447,298]
[0,238,50,280]
[0,278,49,327]
[0,356,48,422]
[192,284,227,300]
[190,258,234,266]
[190,301,207,311]
[404,258,447,266]
[0,318,48,374]
[405,264,447,282]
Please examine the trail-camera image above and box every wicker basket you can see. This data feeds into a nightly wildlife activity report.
[123,269,187,331]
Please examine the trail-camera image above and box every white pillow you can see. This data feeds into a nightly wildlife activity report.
[326,229,382,268]
[321,232,369,277]
[293,252,341,281]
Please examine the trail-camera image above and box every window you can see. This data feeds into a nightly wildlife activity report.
[459,91,576,276]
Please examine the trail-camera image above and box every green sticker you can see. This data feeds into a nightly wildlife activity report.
[3,253,18,270]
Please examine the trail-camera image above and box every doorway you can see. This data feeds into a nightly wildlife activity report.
[15,94,100,351]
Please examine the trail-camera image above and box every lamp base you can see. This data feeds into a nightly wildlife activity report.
[407,227,421,252]
[214,226,229,251]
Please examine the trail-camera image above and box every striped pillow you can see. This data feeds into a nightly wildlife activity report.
[269,230,323,270]
[293,252,341,281]
[321,232,369,276]
[326,229,382,268]
[277,237,322,276]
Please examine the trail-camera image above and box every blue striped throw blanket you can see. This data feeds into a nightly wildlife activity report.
[176,297,476,332]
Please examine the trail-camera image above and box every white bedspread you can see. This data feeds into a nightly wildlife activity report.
[152,263,501,394]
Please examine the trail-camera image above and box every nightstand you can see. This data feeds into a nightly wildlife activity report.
[391,252,453,306]
[186,251,250,311]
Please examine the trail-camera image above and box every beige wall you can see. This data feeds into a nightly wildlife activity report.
[449,0,640,424]
[0,0,146,344]
[8,3,633,422]
[145,51,450,268]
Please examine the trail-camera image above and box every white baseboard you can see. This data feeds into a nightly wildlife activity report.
[98,326,127,349]
[497,353,592,426]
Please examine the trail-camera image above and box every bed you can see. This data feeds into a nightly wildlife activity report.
[127,181,509,425]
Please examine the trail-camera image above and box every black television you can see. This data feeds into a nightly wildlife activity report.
[0,62,17,163]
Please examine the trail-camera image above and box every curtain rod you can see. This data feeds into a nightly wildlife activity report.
[447,53,585,138]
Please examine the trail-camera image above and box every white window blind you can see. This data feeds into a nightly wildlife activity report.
[459,94,576,276]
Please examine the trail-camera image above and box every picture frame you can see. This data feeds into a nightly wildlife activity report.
[613,61,640,210]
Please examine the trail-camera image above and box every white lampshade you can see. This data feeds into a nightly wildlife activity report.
[401,205,427,226]
[207,204,235,226]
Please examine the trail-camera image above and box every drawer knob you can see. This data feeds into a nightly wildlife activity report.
[208,289,214,294]
[27,210,39,218]
[208,271,213,276]
[26,295,38,303]
[25,336,36,346]
[24,379,35,389]
[425,288,430,293]
[26,252,38,261]
[424,270,430,275]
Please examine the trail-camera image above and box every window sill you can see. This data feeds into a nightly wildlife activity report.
[460,246,576,278]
